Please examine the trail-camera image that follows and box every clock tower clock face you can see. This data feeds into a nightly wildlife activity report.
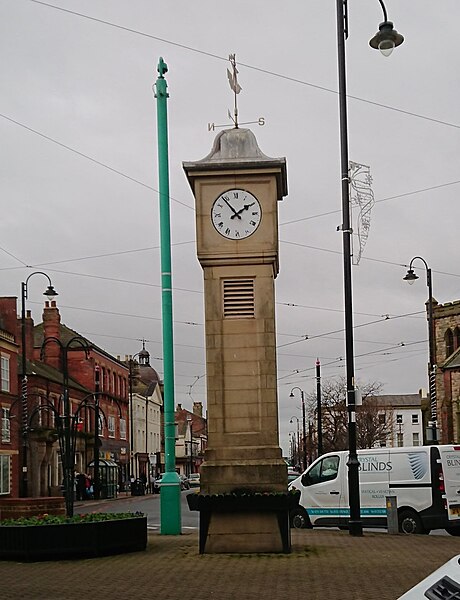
[211,189,262,240]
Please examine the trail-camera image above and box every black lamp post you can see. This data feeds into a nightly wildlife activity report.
[403,257,438,444]
[40,335,90,517]
[315,359,323,457]
[289,415,301,470]
[128,342,151,480]
[288,431,297,467]
[20,272,58,497]
[335,0,404,537]
[186,413,193,477]
[290,388,307,470]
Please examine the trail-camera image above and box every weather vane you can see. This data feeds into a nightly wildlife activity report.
[207,53,265,132]
[227,53,242,128]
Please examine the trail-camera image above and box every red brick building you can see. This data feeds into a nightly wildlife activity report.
[0,297,130,499]
[175,402,207,477]
[0,298,20,498]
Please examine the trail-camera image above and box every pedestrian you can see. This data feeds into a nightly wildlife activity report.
[76,472,86,501]
[85,474,93,499]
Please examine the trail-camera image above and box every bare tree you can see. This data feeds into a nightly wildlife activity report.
[306,377,393,454]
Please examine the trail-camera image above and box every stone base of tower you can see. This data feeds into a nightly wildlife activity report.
[203,511,288,553]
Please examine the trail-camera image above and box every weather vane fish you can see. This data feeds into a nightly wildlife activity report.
[207,54,265,132]
[227,53,242,128]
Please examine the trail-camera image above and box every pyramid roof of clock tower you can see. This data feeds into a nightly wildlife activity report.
[183,127,287,199]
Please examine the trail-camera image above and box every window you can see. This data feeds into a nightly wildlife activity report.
[412,432,420,446]
[108,415,115,438]
[120,418,126,440]
[2,407,11,442]
[396,414,403,424]
[1,355,10,392]
[378,414,386,425]
[302,456,339,486]
[98,414,103,436]
[446,329,454,358]
[0,455,10,494]
[397,432,404,447]
[380,439,387,448]
[411,414,419,424]
[455,327,460,352]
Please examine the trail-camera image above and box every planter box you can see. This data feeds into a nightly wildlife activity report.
[0,516,147,561]
[187,490,300,512]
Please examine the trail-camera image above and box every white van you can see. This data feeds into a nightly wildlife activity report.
[288,445,460,535]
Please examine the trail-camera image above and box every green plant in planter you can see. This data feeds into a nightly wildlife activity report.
[0,511,148,560]
[0,511,144,527]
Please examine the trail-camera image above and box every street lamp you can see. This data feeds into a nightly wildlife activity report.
[40,335,90,517]
[128,342,151,480]
[289,416,301,470]
[288,431,297,467]
[20,271,58,497]
[335,0,404,536]
[315,359,323,457]
[403,257,438,444]
[290,388,307,470]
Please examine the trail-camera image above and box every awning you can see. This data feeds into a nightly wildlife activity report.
[87,459,118,468]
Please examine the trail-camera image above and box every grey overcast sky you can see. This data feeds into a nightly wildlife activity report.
[1,0,459,454]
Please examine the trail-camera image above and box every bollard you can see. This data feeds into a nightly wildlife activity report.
[386,495,399,534]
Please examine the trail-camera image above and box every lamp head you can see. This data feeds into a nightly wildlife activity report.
[289,391,294,398]
[403,268,419,285]
[369,21,404,57]
[44,285,58,301]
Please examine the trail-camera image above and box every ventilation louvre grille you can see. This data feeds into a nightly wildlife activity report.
[223,279,255,319]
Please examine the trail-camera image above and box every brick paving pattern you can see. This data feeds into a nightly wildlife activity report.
[1,529,459,600]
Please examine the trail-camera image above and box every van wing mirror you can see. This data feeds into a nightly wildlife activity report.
[301,473,311,486]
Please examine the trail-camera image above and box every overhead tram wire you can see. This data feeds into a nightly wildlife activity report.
[280,180,460,227]
[0,113,194,212]
[1,110,458,232]
[27,0,460,131]
[277,340,427,382]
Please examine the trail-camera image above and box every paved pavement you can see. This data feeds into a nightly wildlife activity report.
[1,525,459,600]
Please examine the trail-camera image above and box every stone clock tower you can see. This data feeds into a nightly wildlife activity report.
[183,127,289,552]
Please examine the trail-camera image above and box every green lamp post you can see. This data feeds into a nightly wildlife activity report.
[154,57,181,534]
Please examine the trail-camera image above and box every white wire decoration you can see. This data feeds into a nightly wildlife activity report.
[349,161,375,266]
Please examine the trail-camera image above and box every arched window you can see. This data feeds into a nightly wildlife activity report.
[445,328,454,357]
[454,327,460,352]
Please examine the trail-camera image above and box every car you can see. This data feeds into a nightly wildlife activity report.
[288,469,301,484]
[188,473,201,488]
[153,473,165,493]
[180,475,190,490]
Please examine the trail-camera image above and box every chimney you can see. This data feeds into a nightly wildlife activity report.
[0,297,19,339]
[193,401,203,417]
[176,403,182,411]
[42,300,61,369]
[25,309,34,363]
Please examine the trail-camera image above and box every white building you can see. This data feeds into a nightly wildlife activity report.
[376,392,426,448]
[122,345,163,485]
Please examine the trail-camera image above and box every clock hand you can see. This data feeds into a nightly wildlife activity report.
[222,197,242,219]
[230,202,256,219]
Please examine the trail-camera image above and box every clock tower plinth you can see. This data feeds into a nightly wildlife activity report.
[183,128,289,553]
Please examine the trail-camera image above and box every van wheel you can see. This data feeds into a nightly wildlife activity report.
[290,507,311,529]
[446,527,460,536]
[398,510,425,534]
